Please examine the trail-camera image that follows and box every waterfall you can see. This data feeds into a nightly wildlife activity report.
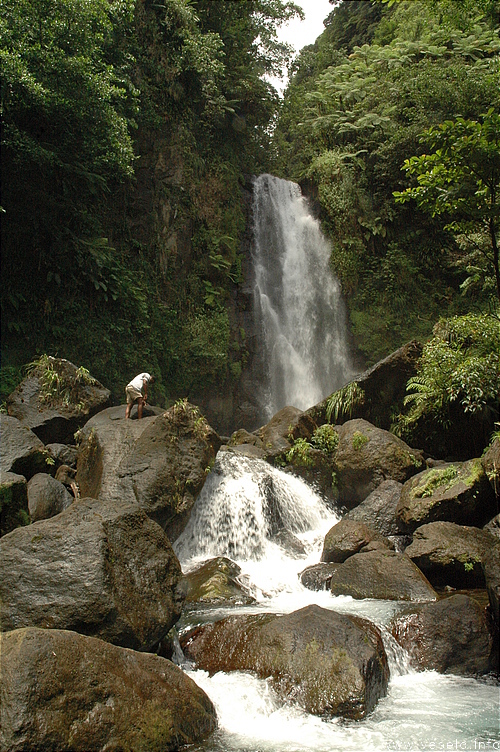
[251,174,354,422]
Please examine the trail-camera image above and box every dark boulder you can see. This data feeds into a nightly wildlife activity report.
[0,627,217,752]
[0,471,29,537]
[0,415,47,480]
[332,419,424,509]
[328,549,438,601]
[396,460,497,534]
[257,406,317,459]
[299,562,341,591]
[404,521,499,589]
[6,356,111,444]
[181,604,389,720]
[482,437,500,498]
[321,518,394,563]
[0,497,184,651]
[45,442,78,467]
[390,594,494,675]
[27,472,73,522]
[306,340,423,430]
[344,479,404,538]
[484,513,500,539]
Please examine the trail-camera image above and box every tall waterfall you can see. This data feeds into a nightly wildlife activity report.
[252,174,354,421]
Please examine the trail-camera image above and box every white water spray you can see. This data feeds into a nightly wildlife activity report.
[251,174,354,421]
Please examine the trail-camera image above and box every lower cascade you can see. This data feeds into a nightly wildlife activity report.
[251,174,354,422]
[174,451,499,752]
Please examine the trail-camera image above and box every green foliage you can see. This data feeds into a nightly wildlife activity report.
[285,438,313,468]
[311,424,339,453]
[396,311,500,439]
[326,382,365,424]
[352,431,370,450]
[411,466,459,498]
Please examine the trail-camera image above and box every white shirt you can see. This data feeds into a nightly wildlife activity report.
[128,373,152,393]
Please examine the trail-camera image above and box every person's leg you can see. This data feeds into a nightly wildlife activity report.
[137,396,144,419]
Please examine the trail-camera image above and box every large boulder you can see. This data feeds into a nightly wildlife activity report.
[321,519,393,563]
[404,521,499,589]
[1,627,217,752]
[27,472,73,522]
[0,497,184,651]
[76,402,221,541]
[306,340,423,430]
[0,471,29,537]
[299,562,342,591]
[182,557,255,607]
[396,459,497,534]
[331,419,424,509]
[256,406,317,458]
[0,415,48,479]
[482,543,500,632]
[6,356,111,444]
[390,594,494,675]
[181,604,389,720]
[344,479,405,538]
[328,549,438,601]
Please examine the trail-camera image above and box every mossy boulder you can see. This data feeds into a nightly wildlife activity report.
[0,627,217,752]
[390,594,495,675]
[404,521,499,589]
[182,556,255,607]
[181,604,389,720]
[396,460,497,534]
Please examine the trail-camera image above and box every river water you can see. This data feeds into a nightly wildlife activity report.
[174,453,499,752]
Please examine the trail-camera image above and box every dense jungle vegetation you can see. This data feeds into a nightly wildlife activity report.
[1,0,499,444]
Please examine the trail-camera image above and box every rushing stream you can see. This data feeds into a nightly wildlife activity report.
[174,453,499,752]
[251,174,354,422]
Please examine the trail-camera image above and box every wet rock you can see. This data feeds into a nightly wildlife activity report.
[299,562,341,591]
[272,528,307,557]
[321,518,393,563]
[482,437,500,498]
[6,356,111,444]
[328,549,438,601]
[181,604,389,720]
[76,402,221,541]
[1,627,216,752]
[0,497,184,651]
[182,557,255,606]
[344,479,404,537]
[27,472,73,522]
[257,406,316,458]
[0,415,47,480]
[396,460,497,534]
[0,471,29,537]
[482,543,500,632]
[390,594,494,675]
[404,521,499,589]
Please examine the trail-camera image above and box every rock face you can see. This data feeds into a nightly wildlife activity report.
[27,472,73,522]
[396,460,497,534]
[0,497,184,651]
[328,549,438,601]
[307,340,423,430]
[76,402,221,541]
[0,472,29,537]
[332,419,424,509]
[321,519,393,563]
[0,415,47,479]
[391,595,494,675]
[482,437,500,497]
[182,557,255,607]
[344,479,404,538]
[6,357,111,444]
[181,604,389,720]
[0,627,217,752]
[404,521,499,589]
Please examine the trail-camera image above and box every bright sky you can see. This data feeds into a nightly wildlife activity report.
[269,0,336,93]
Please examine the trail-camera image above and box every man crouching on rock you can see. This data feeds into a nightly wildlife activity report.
[125,372,155,419]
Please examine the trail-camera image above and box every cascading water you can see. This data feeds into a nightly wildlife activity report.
[251,174,354,422]
[175,451,499,752]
